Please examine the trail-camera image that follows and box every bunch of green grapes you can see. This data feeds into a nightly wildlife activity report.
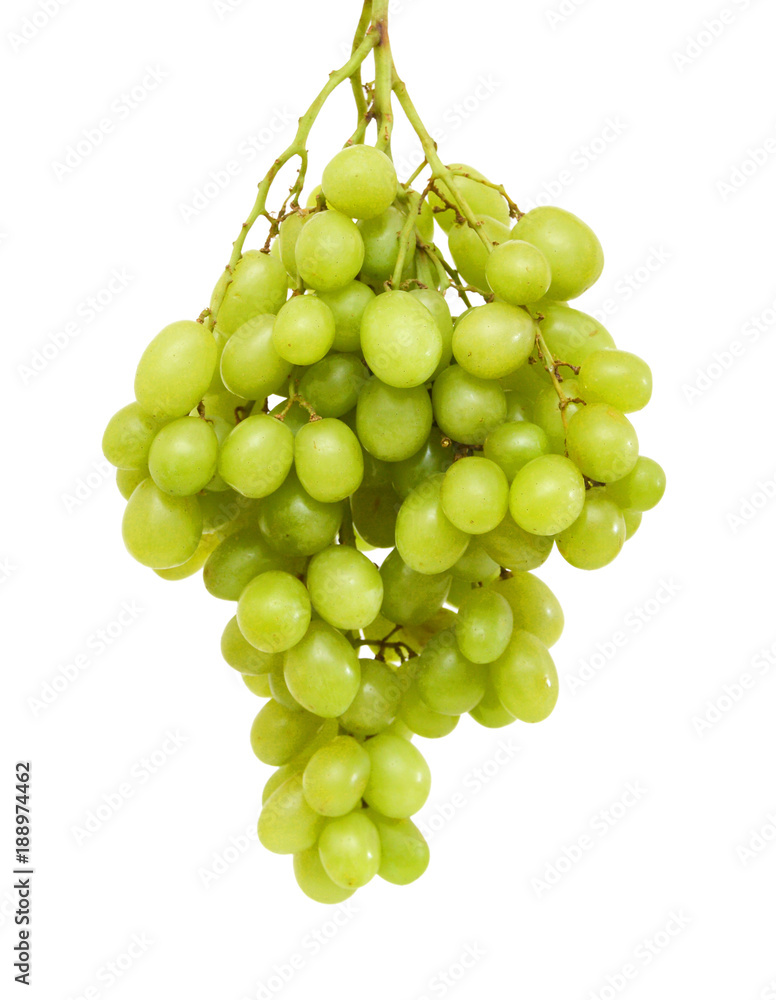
[103,105,665,903]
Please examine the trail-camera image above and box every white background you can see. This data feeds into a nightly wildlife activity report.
[3,0,776,997]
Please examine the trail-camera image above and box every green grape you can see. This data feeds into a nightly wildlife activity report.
[432,365,507,446]
[217,414,294,498]
[219,315,293,399]
[271,295,336,365]
[500,361,547,406]
[243,673,272,698]
[221,616,282,674]
[504,391,532,422]
[485,239,552,305]
[103,403,168,470]
[258,472,344,556]
[258,772,324,854]
[204,527,304,601]
[440,456,509,534]
[122,479,202,569]
[154,532,220,581]
[267,399,309,436]
[269,667,304,711]
[604,457,666,511]
[622,508,642,539]
[322,144,398,220]
[284,719,341,775]
[115,468,146,500]
[360,290,442,388]
[365,809,430,885]
[284,620,361,717]
[396,474,470,575]
[339,658,403,737]
[534,303,615,370]
[445,577,472,612]
[451,541,500,583]
[416,630,487,715]
[489,571,564,647]
[469,676,515,729]
[513,206,603,301]
[484,420,550,481]
[480,511,553,572]
[414,196,434,243]
[294,210,365,291]
[134,321,217,419]
[215,250,289,335]
[356,378,433,461]
[200,389,249,426]
[306,545,383,630]
[452,302,536,379]
[147,416,218,496]
[383,718,415,740]
[279,212,306,280]
[508,454,585,535]
[199,488,255,535]
[577,349,652,413]
[202,417,236,493]
[491,630,558,723]
[556,489,626,569]
[317,280,375,352]
[363,733,431,818]
[428,165,510,232]
[318,810,381,889]
[237,570,311,653]
[398,682,459,738]
[303,736,371,816]
[206,327,229,395]
[409,290,453,378]
[293,846,355,904]
[391,428,454,500]
[358,206,415,285]
[250,700,323,765]
[298,353,367,418]
[448,215,512,291]
[456,588,513,664]
[566,403,639,483]
[532,380,583,454]
[263,764,299,805]
[380,549,452,626]
[351,481,400,548]
[294,418,364,503]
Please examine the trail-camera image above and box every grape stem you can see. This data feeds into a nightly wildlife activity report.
[390,190,421,287]
[348,0,374,144]
[371,0,394,154]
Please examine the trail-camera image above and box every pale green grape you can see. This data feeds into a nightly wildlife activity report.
[147,416,218,496]
[480,511,553,572]
[566,403,639,483]
[206,326,229,395]
[351,480,400,549]
[215,250,288,335]
[500,361,547,406]
[271,294,335,365]
[363,733,431,818]
[243,673,272,698]
[532,380,583,454]
[485,239,552,305]
[294,210,365,291]
[416,630,487,715]
[358,206,415,285]
[306,545,383,630]
[284,620,361,717]
[318,811,381,889]
[578,349,652,412]
[398,682,459,738]
[396,474,470,575]
[279,213,306,280]
[366,810,430,885]
[115,468,146,499]
[218,414,294,498]
[456,588,513,664]
[415,196,434,243]
[221,616,282,674]
[298,353,367,418]
[448,215,512,291]
[199,488,254,534]
[622,508,642,539]
[258,772,324,854]
[380,549,451,626]
[317,280,374,352]
[432,365,507,446]
[267,399,309,435]
[250,700,323,765]
[534,303,615,370]
[504,391,532,422]
[491,630,558,723]
[202,416,236,493]
[451,541,500,583]
[428,165,510,232]
[103,403,168,470]
[293,846,354,904]
[322,144,398,220]
[122,479,202,569]
[263,764,299,804]
[294,418,364,502]
[200,389,249,426]
[339,658,403,737]
[445,577,471,611]
[469,676,515,729]
[154,533,220,581]
[356,378,433,461]
[440,456,509,534]
[508,454,585,535]
[556,489,626,569]
[258,472,344,556]
[237,570,311,653]
[134,321,217,419]
[220,314,293,399]
[360,290,442,388]
[303,736,371,816]
[269,667,304,711]
[452,302,536,379]
[204,527,305,601]
[391,427,454,500]
[409,288,454,376]
[604,457,666,511]
[513,207,603,301]
[484,421,550,481]
[489,571,564,647]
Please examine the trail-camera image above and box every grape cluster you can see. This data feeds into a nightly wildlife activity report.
[103,138,665,902]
